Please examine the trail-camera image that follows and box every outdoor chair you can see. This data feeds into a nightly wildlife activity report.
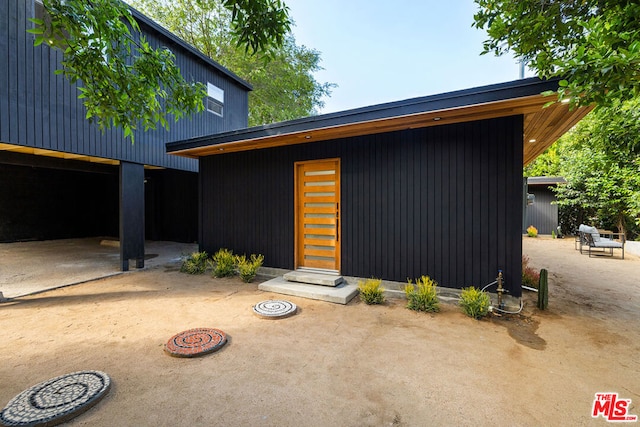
[577,224,625,259]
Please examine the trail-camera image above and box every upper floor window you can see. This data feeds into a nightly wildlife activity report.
[207,82,224,117]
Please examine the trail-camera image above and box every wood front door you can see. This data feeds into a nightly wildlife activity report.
[295,159,341,272]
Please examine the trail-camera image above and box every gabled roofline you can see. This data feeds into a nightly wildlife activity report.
[129,6,252,91]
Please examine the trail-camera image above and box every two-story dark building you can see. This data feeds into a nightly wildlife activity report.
[0,1,251,269]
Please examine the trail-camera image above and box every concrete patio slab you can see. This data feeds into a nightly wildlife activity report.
[0,238,197,299]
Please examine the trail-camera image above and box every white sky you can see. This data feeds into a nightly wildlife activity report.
[285,0,534,114]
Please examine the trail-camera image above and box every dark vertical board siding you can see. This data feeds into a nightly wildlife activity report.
[418,130,427,277]
[144,169,198,243]
[7,1,19,143]
[525,186,559,234]
[0,3,249,172]
[433,127,443,282]
[468,124,476,281]
[0,1,8,141]
[200,116,524,296]
[22,1,33,149]
[373,139,381,277]
[400,130,410,278]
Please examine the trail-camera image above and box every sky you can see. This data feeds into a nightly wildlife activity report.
[284,0,534,114]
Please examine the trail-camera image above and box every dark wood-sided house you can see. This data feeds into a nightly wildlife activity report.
[167,77,591,297]
[0,1,251,269]
[525,176,566,235]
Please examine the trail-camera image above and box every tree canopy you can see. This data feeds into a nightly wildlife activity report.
[128,0,334,126]
[30,0,292,140]
[526,98,640,238]
[473,0,640,107]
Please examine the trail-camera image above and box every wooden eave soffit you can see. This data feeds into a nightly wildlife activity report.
[171,94,592,166]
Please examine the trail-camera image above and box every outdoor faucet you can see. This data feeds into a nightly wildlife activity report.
[496,270,506,310]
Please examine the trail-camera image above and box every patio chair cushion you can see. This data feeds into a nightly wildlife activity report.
[593,239,623,248]
[579,224,601,242]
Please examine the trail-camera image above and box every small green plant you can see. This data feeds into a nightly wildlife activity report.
[211,248,236,277]
[551,230,556,239]
[358,278,385,305]
[459,286,491,319]
[537,268,549,310]
[526,225,538,237]
[235,253,264,283]
[404,275,439,312]
[522,255,540,288]
[180,251,209,274]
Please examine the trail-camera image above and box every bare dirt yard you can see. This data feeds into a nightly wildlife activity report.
[0,237,638,426]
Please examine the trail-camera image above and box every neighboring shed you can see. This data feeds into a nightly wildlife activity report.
[167,77,591,297]
[0,2,251,269]
[525,177,566,235]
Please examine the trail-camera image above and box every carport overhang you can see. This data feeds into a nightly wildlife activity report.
[166,77,592,165]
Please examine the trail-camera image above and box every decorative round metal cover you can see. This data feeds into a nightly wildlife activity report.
[165,328,227,358]
[0,370,111,427]
[252,300,297,319]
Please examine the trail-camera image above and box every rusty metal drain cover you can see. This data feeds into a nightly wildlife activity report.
[165,328,227,358]
[0,370,111,427]
[252,300,297,319]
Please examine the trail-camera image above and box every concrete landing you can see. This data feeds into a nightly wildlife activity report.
[283,271,343,287]
[258,276,358,305]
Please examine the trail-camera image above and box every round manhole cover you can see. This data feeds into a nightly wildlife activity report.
[252,300,297,319]
[0,370,111,427]
[165,328,227,358]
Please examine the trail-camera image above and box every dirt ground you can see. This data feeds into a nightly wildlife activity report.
[0,237,638,426]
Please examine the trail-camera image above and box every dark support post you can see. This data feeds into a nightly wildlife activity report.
[120,161,145,271]
[522,177,528,233]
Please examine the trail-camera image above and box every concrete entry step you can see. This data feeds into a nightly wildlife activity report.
[258,276,358,305]
[283,271,344,287]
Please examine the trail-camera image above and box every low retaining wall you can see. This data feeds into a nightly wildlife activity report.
[626,241,640,257]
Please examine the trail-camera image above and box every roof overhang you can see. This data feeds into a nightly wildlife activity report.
[527,176,567,186]
[167,78,592,165]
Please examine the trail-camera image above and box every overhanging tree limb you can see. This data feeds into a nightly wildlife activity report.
[29,0,291,142]
[473,0,640,107]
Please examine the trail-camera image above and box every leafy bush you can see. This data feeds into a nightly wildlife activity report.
[235,254,264,283]
[522,255,540,288]
[404,275,439,312]
[180,251,209,274]
[358,278,385,305]
[526,225,538,237]
[459,286,491,319]
[211,248,236,277]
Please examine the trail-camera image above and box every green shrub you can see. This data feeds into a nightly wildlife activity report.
[522,255,540,288]
[235,254,264,283]
[180,251,209,274]
[211,248,236,277]
[404,275,439,312]
[526,225,538,237]
[358,278,385,305]
[459,286,491,319]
